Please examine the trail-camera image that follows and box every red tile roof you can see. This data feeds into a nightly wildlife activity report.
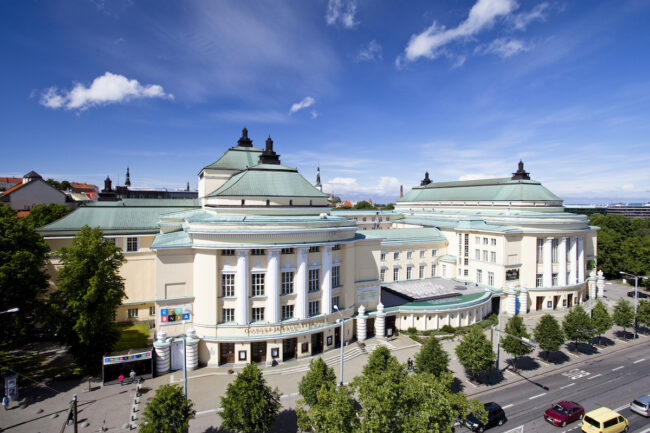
[0,177,21,184]
[1,182,26,197]
[16,210,30,218]
[69,182,98,193]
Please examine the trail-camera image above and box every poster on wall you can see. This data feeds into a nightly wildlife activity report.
[160,304,192,325]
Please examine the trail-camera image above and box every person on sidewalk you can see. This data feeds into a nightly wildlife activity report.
[129,370,136,384]
[2,394,9,410]
[118,374,125,386]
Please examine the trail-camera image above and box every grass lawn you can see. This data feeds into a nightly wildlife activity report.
[114,322,151,351]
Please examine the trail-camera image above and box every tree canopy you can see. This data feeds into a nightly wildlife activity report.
[220,363,281,433]
[139,385,195,433]
[297,357,336,407]
[562,305,594,349]
[25,203,71,228]
[353,200,376,210]
[501,315,533,369]
[297,384,358,433]
[414,336,449,376]
[533,314,565,359]
[612,298,635,335]
[0,205,50,346]
[455,326,495,382]
[50,225,125,373]
[637,300,650,330]
[590,301,613,345]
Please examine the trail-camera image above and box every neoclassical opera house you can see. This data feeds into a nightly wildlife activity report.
[39,129,598,372]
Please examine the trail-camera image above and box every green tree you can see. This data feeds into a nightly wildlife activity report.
[297,384,359,433]
[533,314,565,360]
[0,205,50,346]
[297,357,337,407]
[501,315,533,370]
[383,203,395,210]
[353,200,376,210]
[139,385,195,433]
[612,298,635,337]
[590,301,613,346]
[454,326,495,382]
[414,337,449,376]
[562,305,594,350]
[220,363,281,433]
[50,225,125,373]
[59,180,71,190]
[25,203,71,228]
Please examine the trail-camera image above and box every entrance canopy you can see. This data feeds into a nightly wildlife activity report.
[102,348,153,385]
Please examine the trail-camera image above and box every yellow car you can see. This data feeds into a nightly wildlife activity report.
[582,407,629,433]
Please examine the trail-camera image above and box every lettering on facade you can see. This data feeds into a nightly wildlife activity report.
[246,317,331,335]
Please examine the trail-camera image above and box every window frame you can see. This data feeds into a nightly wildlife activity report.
[308,269,320,292]
[252,273,265,297]
[222,273,235,297]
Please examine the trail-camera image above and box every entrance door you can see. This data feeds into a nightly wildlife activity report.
[536,296,544,311]
[283,338,297,361]
[367,318,375,338]
[335,326,341,348]
[553,296,560,310]
[567,294,573,308]
[171,341,184,371]
[219,343,235,365]
[311,332,324,355]
[386,315,396,336]
[251,342,266,363]
[491,297,501,315]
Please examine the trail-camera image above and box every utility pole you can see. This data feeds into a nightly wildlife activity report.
[72,394,78,433]
[620,271,649,339]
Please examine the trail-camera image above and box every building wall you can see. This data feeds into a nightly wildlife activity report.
[6,180,67,210]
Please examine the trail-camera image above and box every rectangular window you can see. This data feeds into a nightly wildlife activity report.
[464,258,469,266]
[483,237,488,245]
[537,238,544,264]
[380,268,386,282]
[380,251,386,261]
[222,308,234,323]
[536,273,543,287]
[221,249,235,256]
[431,264,437,277]
[332,266,341,288]
[464,269,469,277]
[476,269,483,284]
[128,308,138,318]
[419,250,425,258]
[106,237,117,247]
[552,273,558,286]
[126,237,138,252]
[475,249,481,260]
[431,249,437,257]
[251,249,265,256]
[442,264,447,277]
[332,296,340,309]
[281,272,294,295]
[419,265,425,279]
[406,251,412,259]
[488,271,494,286]
[332,244,341,251]
[482,250,488,262]
[149,306,155,316]
[281,305,294,320]
[406,267,412,280]
[309,246,320,253]
[309,300,320,317]
[464,234,469,257]
[252,307,265,322]
[362,217,367,222]
[393,267,399,281]
[252,274,265,296]
[491,238,497,246]
[552,238,558,263]
[475,236,481,245]
[222,274,235,297]
[393,251,400,260]
[490,251,496,263]
[281,248,294,254]
[308,269,320,292]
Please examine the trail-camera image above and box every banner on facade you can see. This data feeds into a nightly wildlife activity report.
[160,304,192,325]
[103,350,152,366]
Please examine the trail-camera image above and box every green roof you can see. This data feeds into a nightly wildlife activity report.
[438,254,457,262]
[358,228,446,245]
[201,146,263,172]
[208,164,328,198]
[382,291,493,313]
[151,230,191,248]
[399,178,562,203]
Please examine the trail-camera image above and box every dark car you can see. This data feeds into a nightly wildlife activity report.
[627,290,650,299]
[544,401,584,427]
[465,402,507,432]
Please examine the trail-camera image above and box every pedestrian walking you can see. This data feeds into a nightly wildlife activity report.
[407,357,413,372]
[129,369,136,384]
[118,374,124,386]
[2,394,9,410]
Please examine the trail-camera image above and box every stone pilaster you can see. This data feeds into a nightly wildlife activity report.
[267,249,280,323]
[559,237,567,286]
[543,237,553,287]
[235,249,249,325]
[578,237,585,283]
[569,237,578,284]
[296,247,309,320]
[321,246,332,316]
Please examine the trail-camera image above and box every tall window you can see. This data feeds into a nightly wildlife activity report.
[222,308,234,323]
[491,238,497,246]
[419,265,425,279]
[281,272,294,295]
[281,305,294,320]
[281,248,294,254]
[149,306,155,316]
[251,249,265,256]
[126,237,138,252]
[394,251,400,260]
[490,251,496,263]
[476,269,483,284]
[407,251,413,259]
[380,251,386,261]
[475,236,481,245]
[221,249,235,256]
[431,264,437,277]
[464,269,469,277]
[332,266,341,287]
[483,237,488,245]
[128,308,138,318]
[464,234,469,257]
[536,238,544,264]
[442,264,447,278]
[222,273,235,297]
[552,273,558,286]
[420,250,425,258]
[309,301,320,317]
[252,274,265,296]
[475,249,481,260]
[252,307,265,322]
[332,296,340,309]
[482,250,488,262]
[332,244,341,250]
[380,268,386,282]
[431,249,437,257]
[488,271,494,286]
[536,273,543,287]
[308,269,320,292]
[393,267,399,281]
[552,238,558,263]
[309,246,320,253]
[406,266,412,280]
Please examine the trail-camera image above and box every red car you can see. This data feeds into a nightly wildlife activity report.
[544,401,584,427]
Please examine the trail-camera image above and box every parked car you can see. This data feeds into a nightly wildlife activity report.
[630,395,650,417]
[465,402,507,432]
[582,407,629,433]
[544,401,584,427]
[627,290,650,299]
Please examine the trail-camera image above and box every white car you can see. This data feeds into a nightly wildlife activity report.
[630,395,650,417]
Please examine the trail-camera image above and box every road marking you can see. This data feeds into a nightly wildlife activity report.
[633,358,646,364]
[529,392,546,400]
[614,404,628,412]
[562,368,590,380]
[587,373,603,380]
[196,408,223,415]
[612,366,624,371]
[502,404,514,409]
[503,425,523,433]
[560,383,575,390]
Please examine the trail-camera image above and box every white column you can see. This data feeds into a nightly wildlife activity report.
[519,287,528,314]
[375,303,386,339]
[321,246,332,316]
[577,236,585,283]
[296,247,309,320]
[235,249,249,325]
[596,270,605,298]
[543,237,553,287]
[267,249,280,323]
[506,290,517,315]
[559,237,567,287]
[357,305,367,341]
[569,237,577,284]
[154,330,170,375]
[185,328,199,371]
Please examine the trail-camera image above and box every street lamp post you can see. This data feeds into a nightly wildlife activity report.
[620,271,649,339]
[333,305,345,386]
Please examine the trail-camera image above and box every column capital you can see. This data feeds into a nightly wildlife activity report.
[546,236,555,240]
[560,236,567,242]
[236,249,249,257]
[322,244,332,253]
[267,248,281,258]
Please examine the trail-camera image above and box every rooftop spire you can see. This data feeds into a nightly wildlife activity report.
[511,160,531,180]
[258,135,281,164]
[125,167,131,187]
[315,166,322,191]
[237,127,253,147]
[420,171,432,186]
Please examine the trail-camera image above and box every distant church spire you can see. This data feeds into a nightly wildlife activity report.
[186,181,190,192]
[315,166,322,191]
[237,127,253,147]
[258,136,281,164]
[420,171,432,186]
[125,167,131,187]
[511,160,531,180]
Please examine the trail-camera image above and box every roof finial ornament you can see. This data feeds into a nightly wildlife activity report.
[420,171,432,186]
[511,160,531,180]
[315,165,322,191]
[125,167,131,187]
[258,135,281,164]
[237,127,253,147]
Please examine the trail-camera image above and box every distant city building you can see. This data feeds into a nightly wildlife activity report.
[605,204,650,218]
[0,171,71,211]
[0,177,21,192]
[99,167,197,201]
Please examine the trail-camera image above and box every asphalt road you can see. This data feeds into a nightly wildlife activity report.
[458,340,650,433]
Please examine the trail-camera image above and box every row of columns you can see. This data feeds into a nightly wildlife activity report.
[235,246,333,325]
[542,236,584,288]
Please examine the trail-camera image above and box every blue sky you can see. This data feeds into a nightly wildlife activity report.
[1,0,649,204]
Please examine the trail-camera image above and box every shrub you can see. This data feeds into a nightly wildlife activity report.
[440,325,455,334]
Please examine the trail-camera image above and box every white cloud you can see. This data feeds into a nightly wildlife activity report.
[323,176,401,202]
[326,0,358,29]
[357,40,383,62]
[40,72,172,111]
[399,0,518,64]
[289,96,316,114]
[458,173,499,181]
[509,3,549,31]
[310,110,319,119]
[478,37,530,57]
